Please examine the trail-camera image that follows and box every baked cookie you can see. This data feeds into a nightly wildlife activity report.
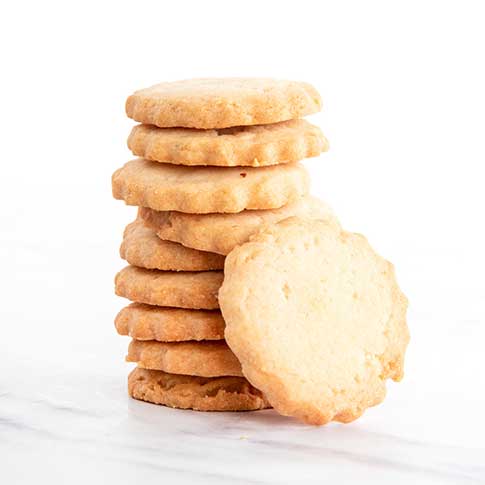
[115,265,222,309]
[219,218,409,425]
[127,340,242,377]
[128,368,270,411]
[139,196,338,255]
[112,159,309,214]
[120,219,224,271]
[115,303,225,341]
[127,120,328,167]
[125,78,322,129]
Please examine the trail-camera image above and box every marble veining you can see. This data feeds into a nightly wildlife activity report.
[2,341,485,485]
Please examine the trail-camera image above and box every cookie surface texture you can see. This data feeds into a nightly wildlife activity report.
[115,303,225,341]
[219,217,409,425]
[112,159,310,214]
[125,78,322,129]
[120,219,224,271]
[127,120,328,167]
[127,340,243,377]
[115,266,223,309]
[128,368,270,411]
[139,196,338,255]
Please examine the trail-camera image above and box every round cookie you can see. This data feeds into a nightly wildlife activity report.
[219,218,409,425]
[128,368,271,412]
[115,303,225,341]
[139,196,338,255]
[112,159,310,214]
[127,340,242,377]
[125,78,322,129]
[120,219,224,271]
[127,120,328,167]
[115,266,223,309]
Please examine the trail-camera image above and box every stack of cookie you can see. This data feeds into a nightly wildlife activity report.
[112,78,332,411]
[112,78,409,424]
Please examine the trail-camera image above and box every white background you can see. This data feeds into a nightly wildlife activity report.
[1,1,484,484]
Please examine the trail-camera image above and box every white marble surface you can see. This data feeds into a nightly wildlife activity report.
[1,241,484,484]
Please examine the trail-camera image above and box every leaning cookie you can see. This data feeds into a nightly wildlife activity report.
[125,78,321,129]
[115,266,223,309]
[219,217,409,425]
[128,368,271,411]
[112,159,310,214]
[127,340,243,377]
[139,195,338,255]
[127,120,328,167]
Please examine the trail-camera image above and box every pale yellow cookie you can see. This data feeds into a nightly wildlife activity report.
[115,303,225,341]
[112,159,310,214]
[127,340,243,377]
[120,219,224,271]
[139,196,338,255]
[127,120,328,167]
[115,265,222,309]
[125,78,322,129]
[219,218,409,425]
[128,368,271,411]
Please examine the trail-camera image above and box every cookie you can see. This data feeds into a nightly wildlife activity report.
[127,340,243,377]
[125,78,322,129]
[115,303,225,341]
[120,219,224,271]
[115,265,223,309]
[127,120,328,167]
[112,159,310,214]
[219,217,409,425]
[139,196,338,255]
[128,368,270,411]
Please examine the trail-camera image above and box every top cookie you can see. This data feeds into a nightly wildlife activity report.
[125,78,322,129]
[219,218,409,425]
[127,120,328,167]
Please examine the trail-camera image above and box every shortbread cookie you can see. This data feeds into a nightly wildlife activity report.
[219,218,409,425]
[127,340,243,377]
[115,266,222,309]
[120,219,224,271]
[140,196,338,255]
[125,78,322,129]
[128,368,270,411]
[112,159,309,214]
[127,120,328,167]
[115,303,225,341]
